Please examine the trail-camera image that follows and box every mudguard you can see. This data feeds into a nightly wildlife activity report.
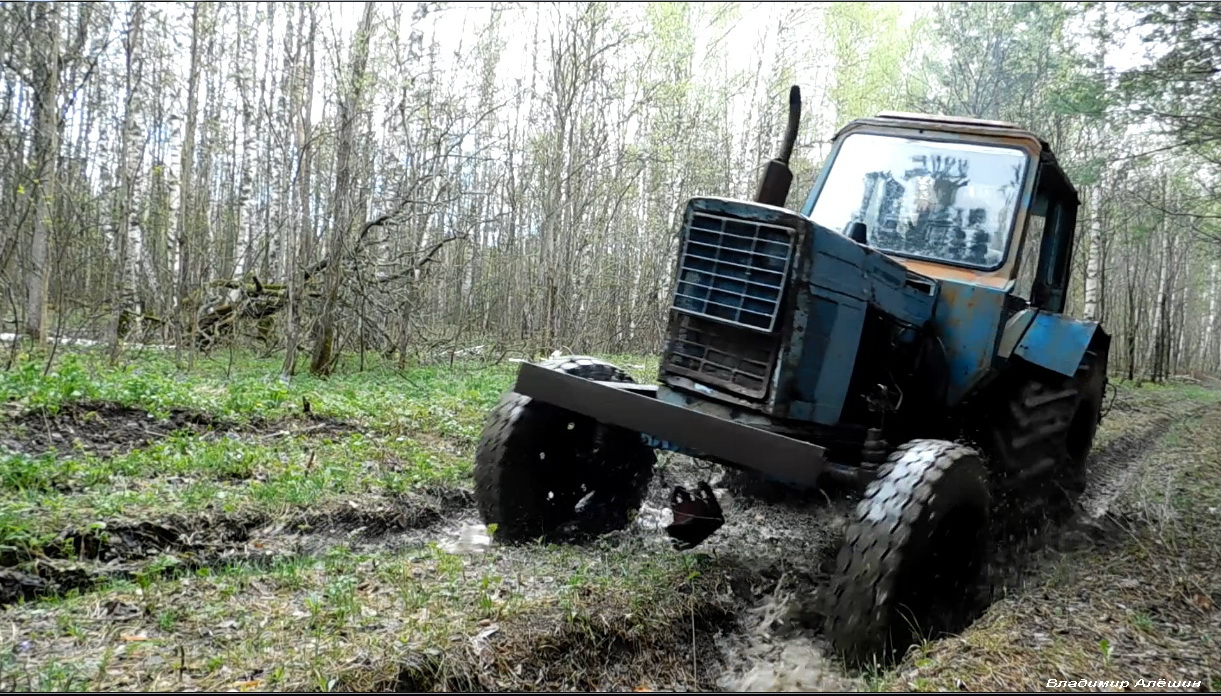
[1002,309,1106,378]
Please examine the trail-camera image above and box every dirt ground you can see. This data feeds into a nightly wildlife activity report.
[1,367,1219,692]
[0,400,358,461]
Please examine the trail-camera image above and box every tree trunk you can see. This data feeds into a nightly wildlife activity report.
[25,4,62,345]
[1082,184,1103,322]
[108,4,144,362]
[1205,261,1219,373]
[176,1,203,359]
[283,3,316,380]
[310,1,376,376]
[1146,179,1171,381]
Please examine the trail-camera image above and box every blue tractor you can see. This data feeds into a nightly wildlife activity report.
[472,87,1110,664]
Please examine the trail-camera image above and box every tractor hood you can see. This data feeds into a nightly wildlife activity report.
[661,196,939,425]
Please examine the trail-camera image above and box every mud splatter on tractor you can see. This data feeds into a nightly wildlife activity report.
[473,87,1110,665]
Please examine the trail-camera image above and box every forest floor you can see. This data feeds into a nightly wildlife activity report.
[0,348,1218,692]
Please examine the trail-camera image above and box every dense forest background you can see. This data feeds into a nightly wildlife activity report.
[1,1,1219,381]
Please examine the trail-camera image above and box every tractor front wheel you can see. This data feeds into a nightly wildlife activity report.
[826,439,991,667]
[473,356,656,544]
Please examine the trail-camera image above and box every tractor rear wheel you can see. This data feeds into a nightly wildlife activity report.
[1060,349,1107,497]
[473,356,656,544]
[826,439,991,667]
[976,349,1107,517]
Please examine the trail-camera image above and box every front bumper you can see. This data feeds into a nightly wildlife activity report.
[513,362,827,488]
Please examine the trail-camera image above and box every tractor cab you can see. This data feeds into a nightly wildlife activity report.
[800,112,1080,314]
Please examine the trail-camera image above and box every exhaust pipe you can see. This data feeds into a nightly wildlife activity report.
[754,85,801,208]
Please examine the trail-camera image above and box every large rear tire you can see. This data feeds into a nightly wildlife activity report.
[473,356,656,544]
[826,439,991,667]
[974,348,1107,520]
[1061,349,1107,497]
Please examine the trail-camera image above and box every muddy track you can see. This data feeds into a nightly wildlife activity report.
[677,394,1216,691]
[4,389,1211,691]
[983,397,1213,583]
[0,487,473,607]
[0,400,360,460]
[1077,400,1210,520]
[637,456,863,690]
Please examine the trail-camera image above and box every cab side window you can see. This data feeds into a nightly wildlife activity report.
[1015,213,1045,303]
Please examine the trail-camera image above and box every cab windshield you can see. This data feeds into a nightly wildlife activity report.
[806,132,1030,270]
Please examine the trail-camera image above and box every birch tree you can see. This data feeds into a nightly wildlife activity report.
[309,1,376,376]
[107,3,145,360]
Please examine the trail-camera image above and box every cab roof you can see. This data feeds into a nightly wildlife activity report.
[875,111,1026,131]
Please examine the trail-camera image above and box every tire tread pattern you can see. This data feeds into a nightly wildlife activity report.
[826,439,989,665]
[473,356,654,543]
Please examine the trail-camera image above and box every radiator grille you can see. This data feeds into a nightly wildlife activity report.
[672,212,795,332]
[664,313,779,400]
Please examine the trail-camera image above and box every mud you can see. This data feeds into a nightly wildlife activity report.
[0,487,470,607]
[1078,401,1207,521]
[397,387,1217,692]
[640,455,863,691]
[406,430,1162,692]
[983,395,1211,590]
[371,596,736,693]
[639,389,1207,691]
[0,400,360,459]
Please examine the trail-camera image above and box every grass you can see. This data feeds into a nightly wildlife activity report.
[1,349,515,432]
[0,347,726,692]
[0,349,659,427]
[1,533,728,691]
[0,350,658,555]
[3,347,1219,691]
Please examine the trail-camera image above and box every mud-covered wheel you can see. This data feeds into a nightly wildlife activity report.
[1060,349,1107,497]
[473,356,656,544]
[827,439,991,667]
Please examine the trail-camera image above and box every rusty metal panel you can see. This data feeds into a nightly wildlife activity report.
[931,279,1009,403]
[662,314,780,400]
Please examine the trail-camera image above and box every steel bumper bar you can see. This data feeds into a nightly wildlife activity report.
[513,362,826,487]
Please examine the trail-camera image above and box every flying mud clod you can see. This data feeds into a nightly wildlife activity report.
[667,480,725,550]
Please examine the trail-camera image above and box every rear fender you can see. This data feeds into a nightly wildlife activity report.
[1001,309,1108,378]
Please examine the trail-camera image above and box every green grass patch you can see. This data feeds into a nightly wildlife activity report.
[0,348,732,692]
[0,538,726,692]
[0,429,473,560]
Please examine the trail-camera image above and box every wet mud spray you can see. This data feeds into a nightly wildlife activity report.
[642,458,866,691]
[679,466,865,692]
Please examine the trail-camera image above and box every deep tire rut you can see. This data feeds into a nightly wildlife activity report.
[0,399,361,461]
[0,488,473,607]
[1078,401,1210,520]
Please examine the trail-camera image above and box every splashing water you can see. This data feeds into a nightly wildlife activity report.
[440,522,493,554]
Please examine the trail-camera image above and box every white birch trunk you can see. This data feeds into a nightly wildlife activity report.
[1082,185,1103,322]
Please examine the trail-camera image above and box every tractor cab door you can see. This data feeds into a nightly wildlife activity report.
[1014,157,1078,314]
